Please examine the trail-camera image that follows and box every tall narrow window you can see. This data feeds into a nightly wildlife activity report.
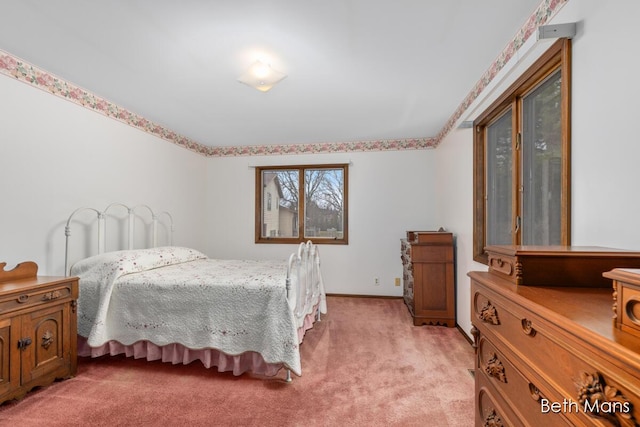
[473,39,571,263]
[256,164,348,244]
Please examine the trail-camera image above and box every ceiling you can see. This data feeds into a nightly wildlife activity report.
[0,0,542,150]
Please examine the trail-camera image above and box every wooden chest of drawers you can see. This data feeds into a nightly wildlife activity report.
[485,245,640,287]
[0,262,79,403]
[469,270,640,426]
[401,231,455,326]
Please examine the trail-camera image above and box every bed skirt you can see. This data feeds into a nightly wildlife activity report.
[77,303,320,377]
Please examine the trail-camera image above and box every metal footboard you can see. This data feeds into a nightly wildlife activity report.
[284,241,324,382]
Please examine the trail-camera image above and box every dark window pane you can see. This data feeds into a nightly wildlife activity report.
[486,110,513,246]
[522,70,562,245]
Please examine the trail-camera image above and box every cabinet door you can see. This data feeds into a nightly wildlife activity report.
[0,318,20,396]
[413,261,454,318]
[20,303,70,385]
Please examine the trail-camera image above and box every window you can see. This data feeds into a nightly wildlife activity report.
[473,39,571,263]
[256,164,348,244]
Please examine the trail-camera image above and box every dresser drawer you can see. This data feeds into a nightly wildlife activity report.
[0,281,75,314]
[487,251,517,281]
[472,283,536,354]
[411,245,453,263]
[472,277,640,426]
[477,335,574,426]
[407,230,451,244]
[476,370,520,427]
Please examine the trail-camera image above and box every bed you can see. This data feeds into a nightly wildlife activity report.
[64,203,326,380]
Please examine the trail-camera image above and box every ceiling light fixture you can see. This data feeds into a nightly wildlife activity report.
[238,60,287,92]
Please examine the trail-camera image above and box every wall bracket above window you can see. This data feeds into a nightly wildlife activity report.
[537,23,576,40]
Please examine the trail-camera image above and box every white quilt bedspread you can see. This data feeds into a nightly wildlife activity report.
[71,246,303,375]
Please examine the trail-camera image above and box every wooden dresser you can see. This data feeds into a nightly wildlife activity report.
[469,247,640,426]
[401,230,455,327]
[0,261,79,403]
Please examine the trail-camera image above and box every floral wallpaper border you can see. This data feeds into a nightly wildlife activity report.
[0,0,566,158]
[436,0,568,142]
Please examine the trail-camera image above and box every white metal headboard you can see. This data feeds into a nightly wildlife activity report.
[64,203,174,276]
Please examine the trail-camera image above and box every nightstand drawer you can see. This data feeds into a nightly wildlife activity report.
[0,281,75,314]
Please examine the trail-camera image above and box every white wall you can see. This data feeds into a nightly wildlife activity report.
[0,76,208,275]
[206,149,440,296]
[433,127,481,338]
[563,1,640,247]
[435,0,640,336]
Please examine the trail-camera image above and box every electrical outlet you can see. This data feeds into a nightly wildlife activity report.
[395,277,401,286]
[374,277,380,286]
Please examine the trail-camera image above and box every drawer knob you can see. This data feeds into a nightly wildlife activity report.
[521,318,537,337]
[17,294,29,303]
[529,383,542,401]
[576,371,637,426]
[489,257,512,275]
[479,302,501,325]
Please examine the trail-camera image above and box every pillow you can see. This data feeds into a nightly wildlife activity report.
[71,246,207,279]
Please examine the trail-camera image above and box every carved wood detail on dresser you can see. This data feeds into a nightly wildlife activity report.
[604,269,640,339]
[484,245,640,287]
[401,230,455,327]
[469,251,640,426]
[0,261,79,404]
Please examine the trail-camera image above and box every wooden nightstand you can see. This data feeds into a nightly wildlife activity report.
[0,261,78,403]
